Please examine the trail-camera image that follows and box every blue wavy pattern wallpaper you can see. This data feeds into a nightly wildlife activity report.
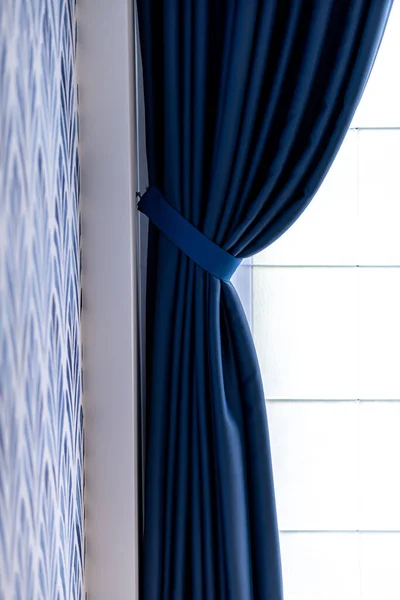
[0,0,83,598]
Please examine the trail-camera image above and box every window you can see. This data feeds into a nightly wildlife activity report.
[234,4,400,599]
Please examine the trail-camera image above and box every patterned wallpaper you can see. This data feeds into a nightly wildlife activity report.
[0,1,83,598]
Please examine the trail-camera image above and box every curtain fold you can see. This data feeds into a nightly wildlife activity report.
[137,2,393,598]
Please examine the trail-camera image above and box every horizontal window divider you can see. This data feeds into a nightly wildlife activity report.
[252,264,400,268]
[279,530,400,534]
[265,398,400,402]
[348,126,400,131]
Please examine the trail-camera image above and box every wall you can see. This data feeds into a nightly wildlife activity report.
[0,1,83,598]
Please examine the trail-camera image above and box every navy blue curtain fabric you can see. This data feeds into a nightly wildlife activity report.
[137,2,392,598]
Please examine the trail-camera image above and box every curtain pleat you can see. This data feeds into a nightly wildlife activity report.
[138,2,393,598]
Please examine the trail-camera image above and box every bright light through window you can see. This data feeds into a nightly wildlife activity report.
[234,4,400,599]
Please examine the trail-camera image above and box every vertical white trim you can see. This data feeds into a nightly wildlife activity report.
[77,0,139,598]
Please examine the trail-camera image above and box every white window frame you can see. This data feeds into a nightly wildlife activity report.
[77,1,140,598]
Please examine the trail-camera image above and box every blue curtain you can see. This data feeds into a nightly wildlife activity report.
[137,2,392,598]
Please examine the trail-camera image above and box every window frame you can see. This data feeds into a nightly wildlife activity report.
[78,1,140,597]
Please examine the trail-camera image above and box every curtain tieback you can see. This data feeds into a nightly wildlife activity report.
[137,186,241,281]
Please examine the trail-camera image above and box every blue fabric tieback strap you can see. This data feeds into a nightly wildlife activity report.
[137,186,242,281]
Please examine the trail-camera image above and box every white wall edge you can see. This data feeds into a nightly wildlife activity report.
[77,0,139,598]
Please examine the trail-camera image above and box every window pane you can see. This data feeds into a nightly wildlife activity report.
[358,269,400,399]
[253,267,358,399]
[268,402,358,530]
[231,258,252,326]
[280,533,360,600]
[358,130,400,266]
[255,132,357,266]
[359,402,400,530]
[360,533,400,600]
